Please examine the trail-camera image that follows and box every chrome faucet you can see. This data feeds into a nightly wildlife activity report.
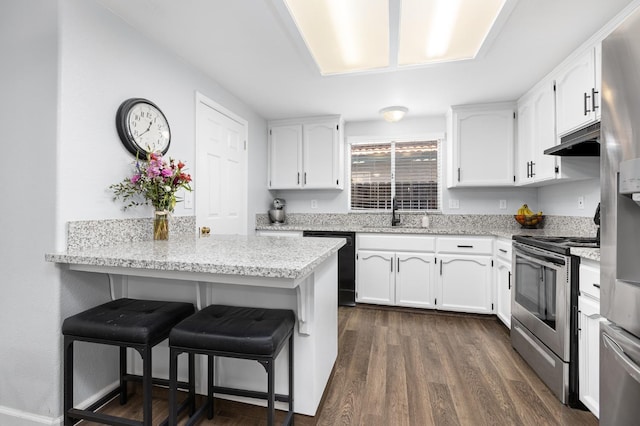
[392,197,401,226]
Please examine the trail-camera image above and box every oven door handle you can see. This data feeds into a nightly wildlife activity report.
[514,246,566,268]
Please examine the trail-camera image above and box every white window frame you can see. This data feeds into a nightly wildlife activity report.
[347,133,444,213]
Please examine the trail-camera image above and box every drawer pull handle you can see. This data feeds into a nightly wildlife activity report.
[593,283,600,289]
[457,245,473,248]
[499,248,507,253]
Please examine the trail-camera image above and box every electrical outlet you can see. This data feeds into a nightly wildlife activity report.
[499,200,507,209]
[311,200,318,209]
[449,199,459,209]
[578,196,585,210]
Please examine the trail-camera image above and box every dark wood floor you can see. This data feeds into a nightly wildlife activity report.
[88,306,598,425]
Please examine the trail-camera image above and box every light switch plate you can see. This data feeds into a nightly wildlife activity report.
[499,200,507,209]
[184,191,193,209]
[449,199,459,209]
[578,196,585,209]
[311,200,318,209]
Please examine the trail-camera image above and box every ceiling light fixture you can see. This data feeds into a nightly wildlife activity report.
[284,0,511,74]
[380,106,408,123]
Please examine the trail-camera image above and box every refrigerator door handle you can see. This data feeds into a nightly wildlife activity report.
[603,333,640,384]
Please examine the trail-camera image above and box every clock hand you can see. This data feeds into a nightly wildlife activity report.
[137,121,153,138]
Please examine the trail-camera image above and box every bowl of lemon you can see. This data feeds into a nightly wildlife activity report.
[514,204,544,229]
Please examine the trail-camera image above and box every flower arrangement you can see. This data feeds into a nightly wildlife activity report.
[110,152,192,212]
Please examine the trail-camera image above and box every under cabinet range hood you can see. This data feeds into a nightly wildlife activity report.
[544,121,601,156]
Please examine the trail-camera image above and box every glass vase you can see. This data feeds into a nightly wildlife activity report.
[153,211,169,240]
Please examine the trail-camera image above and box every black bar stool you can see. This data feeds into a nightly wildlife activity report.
[62,298,195,426]
[168,304,295,426]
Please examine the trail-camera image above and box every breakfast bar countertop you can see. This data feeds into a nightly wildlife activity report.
[45,234,346,280]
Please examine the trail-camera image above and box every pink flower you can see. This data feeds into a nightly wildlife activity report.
[130,174,141,184]
[161,167,173,177]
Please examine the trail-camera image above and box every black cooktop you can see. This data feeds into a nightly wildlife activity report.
[513,235,600,255]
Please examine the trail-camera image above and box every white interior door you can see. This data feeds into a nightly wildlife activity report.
[196,94,247,235]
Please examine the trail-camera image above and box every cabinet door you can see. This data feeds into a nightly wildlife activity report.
[555,48,596,136]
[268,125,302,189]
[495,258,511,328]
[516,97,535,184]
[437,254,493,314]
[356,250,395,305]
[532,83,558,182]
[396,252,435,309]
[303,121,339,189]
[453,107,515,186]
[579,295,602,418]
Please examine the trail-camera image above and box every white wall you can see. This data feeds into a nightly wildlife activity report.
[0,0,62,423]
[277,116,539,215]
[0,1,272,423]
[538,177,600,217]
[57,0,270,243]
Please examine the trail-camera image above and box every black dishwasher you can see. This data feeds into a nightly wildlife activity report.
[302,231,356,307]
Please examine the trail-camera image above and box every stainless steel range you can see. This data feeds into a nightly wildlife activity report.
[511,234,599,407]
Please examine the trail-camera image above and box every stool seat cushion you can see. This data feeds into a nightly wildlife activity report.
[170,305,295,356]
[62,298,195,345]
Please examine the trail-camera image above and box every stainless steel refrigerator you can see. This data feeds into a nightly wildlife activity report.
[601,5,640,425]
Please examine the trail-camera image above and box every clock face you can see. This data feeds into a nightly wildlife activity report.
[116,98,171,157]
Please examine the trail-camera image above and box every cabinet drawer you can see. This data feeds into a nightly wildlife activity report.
[496,239,512,260]
[357,234,435,252]
[437,236,493,255]
[580,262,600,301]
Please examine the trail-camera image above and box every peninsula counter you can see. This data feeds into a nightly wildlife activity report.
[47,234,345,416]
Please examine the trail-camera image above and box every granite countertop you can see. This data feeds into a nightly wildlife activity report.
[571,247,600,262]
[46,234,346,280]
[257,224,601,262]
[256,223,593,240]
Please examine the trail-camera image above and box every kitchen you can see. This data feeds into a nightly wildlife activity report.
[2,0,638,425]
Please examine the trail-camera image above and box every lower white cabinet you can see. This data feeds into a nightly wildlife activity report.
[437,254,493,314]
[495,257,512,328]
[396,253,436,309]
[578,259,602,418]
[494,238,512,328]
[356,250,395,305]
[356,250,435,308]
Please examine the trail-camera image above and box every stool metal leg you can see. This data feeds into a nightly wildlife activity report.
[208,355,214,419]
[189,352,196,415]
[63,337,74,426]
[289,334,294,425]
[141,346,153,426]
[119,346,127,405]
[266,359,275,426]
[169,348,179,426]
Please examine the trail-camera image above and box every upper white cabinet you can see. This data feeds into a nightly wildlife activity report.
[554,45,600,136]
[516,81,558,185]
[447,103,515,188]
[268,115,344,190]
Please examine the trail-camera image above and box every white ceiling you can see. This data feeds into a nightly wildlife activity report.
[96,0,635,122]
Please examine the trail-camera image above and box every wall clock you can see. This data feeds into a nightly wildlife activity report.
[116,98,171,157]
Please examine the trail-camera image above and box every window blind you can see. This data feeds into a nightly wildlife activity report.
[350,140,440,211]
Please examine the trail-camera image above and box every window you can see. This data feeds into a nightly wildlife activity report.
[350,139,441,211]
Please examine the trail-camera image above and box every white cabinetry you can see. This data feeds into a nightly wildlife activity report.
[435,237,494,314]
[447,103,515,188]
[555,45,600,136]
[516,81,558,185]
[494,238,512,328]
[268,115,343,190]
[578,259,602,418]
[356,234,436,309]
